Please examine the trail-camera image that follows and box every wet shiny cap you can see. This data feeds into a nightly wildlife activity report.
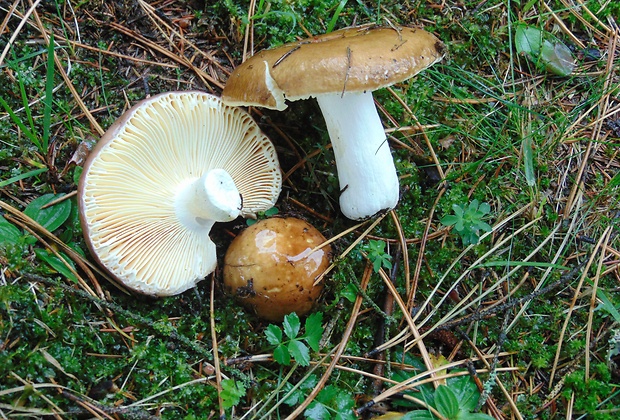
[222,24,446,110]
[223,217,330,321]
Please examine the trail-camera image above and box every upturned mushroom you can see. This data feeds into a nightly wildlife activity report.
[223,217,330,322]
[78,91,282,296]
[222,24,445,220]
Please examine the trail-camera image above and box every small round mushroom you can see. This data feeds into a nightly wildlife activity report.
[222,24,445,220]
[223,217,330,322]
[78,91,282,296]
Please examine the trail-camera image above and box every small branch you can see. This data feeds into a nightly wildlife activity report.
[26,274,213,362]
[61,390,157,420]
[210,277,225,419]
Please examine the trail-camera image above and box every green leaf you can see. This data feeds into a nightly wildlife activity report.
[309,386,356,419]
[316,385,339,404]
[283,384,304,406]
[447,376,479,412]
[334,391,356,411]
[440,215,460,227]
[220,378,246,409]
[0,96,41,149]
[283,375,318,406]
[288,340,310,366]
[24,194,72,232]
[434,385,460,419]
[468,199,480,211]
[34,248,78,283]
[540,38,575,76]
[264,206,279,216]
[475,221,493,233]
[462,231,479,246]
[523,135,536,187]
[457,413,496,420]
[265,324,283,345]
[335,410,357,420]
[596,289,620,323]
[515,25,542,57]
[304,312,323,352]
[326,0,348,33]
[273,343,290,365]
[305,401,330,419]
[283,312,301,339]
[72,166,83,186]
[340,283,358,303]
[452,204,464,218]
[403,411,435,420]
[515,25,575,76]
[0,216,22,246]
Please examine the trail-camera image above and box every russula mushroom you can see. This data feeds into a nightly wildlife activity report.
[78,91,282,296]
[223,217,330,321]
[222,24,445,220]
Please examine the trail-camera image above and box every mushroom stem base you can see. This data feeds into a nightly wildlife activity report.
[316,91,399,220]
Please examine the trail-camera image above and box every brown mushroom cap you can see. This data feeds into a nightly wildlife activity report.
[222,24,446,110]
[223,217,331,321]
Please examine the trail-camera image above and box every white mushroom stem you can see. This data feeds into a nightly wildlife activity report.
[175,168,242,230]
[316,91,399,220]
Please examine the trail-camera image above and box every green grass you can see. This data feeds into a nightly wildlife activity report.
[1,0,619,418]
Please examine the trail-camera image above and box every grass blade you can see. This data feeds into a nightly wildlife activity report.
[326,0,347,33]
[11,47,37,138]
[0,168,48,188]
[0,96,41,149]
[42,33,55,152]
[523,135,536,187]
[474,261,569,270]
[596,289,620,324]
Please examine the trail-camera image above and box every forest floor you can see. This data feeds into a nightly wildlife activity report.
[1,1,620,419]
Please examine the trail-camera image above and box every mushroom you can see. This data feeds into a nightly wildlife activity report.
[222,24,445,220]
[78,91,282,296]
[223,217,330,321]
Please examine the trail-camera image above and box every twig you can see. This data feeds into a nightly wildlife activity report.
[313,213,387,285]
[210,277,225,419]
[436,258,587,333]
[389,210,410,295]
[371,246,401,394]
[406,185,446,312]
[549,227,610,387]
[0,199,120,298]
[0,0,42,66]
[30,8,104,136]
[563,29,618,218]
[585,228,612,379]
[26,274,214,362]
